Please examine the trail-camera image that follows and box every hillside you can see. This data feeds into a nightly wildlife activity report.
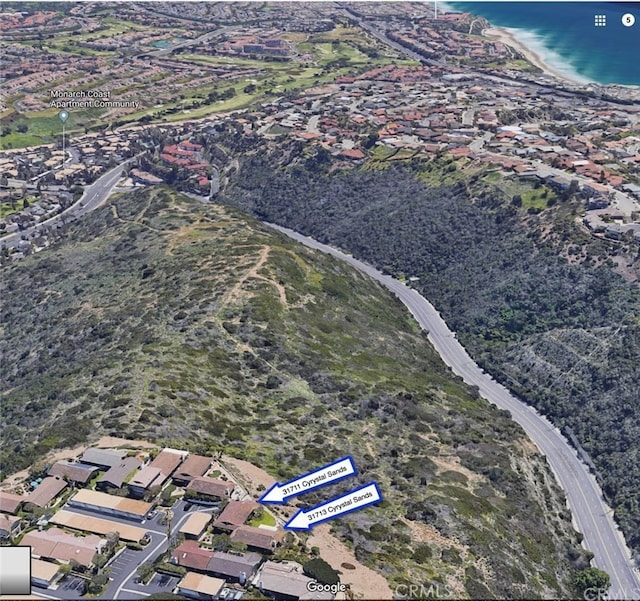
[0,187,589,598]
[219,141,640,558]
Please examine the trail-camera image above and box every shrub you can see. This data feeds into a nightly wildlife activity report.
[303,557,340,585]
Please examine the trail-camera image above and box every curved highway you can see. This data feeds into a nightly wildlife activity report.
[266,223,640,600]
[0,157,136,250]
[3,155,637,596]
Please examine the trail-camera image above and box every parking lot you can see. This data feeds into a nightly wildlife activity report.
[108,548,143,583]
[53,575,86,598]
[148,572,180,592]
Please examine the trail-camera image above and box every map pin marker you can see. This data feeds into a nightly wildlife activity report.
[58,110,69,123]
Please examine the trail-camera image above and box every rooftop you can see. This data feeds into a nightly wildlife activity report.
[80,448,128,468]
[0,491,24,514]
[214,500,258,530]
[173,454,212,482]
[179,512,211,537]
[26,476,67,508]
[178,571,225,597]
[51,509,148,543]
[187,477,234,498]
[69,488,153,517]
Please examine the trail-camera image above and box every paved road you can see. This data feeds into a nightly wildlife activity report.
[107,499,206,600]
[32,500,207,601]
[528,159,640,217]
[146,26,233,58]
[0,157,137,250]
[266,223,640,600]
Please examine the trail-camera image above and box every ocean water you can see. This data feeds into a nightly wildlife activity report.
[442,2,640,86]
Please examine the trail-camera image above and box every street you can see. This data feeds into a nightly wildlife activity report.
[266,222,640,600]
[0,156,138,251]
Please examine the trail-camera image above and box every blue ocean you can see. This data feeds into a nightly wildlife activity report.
[443,2,640,86]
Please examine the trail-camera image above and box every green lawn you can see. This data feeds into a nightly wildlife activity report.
[482,173,556,209]
[521,187,554,209]
[248,509,276,528]
[371,146,398,161]
[2,108,106,149]
[0,203,20,219]
[4,23,403,147]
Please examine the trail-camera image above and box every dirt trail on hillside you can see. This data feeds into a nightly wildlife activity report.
[220,245,289,309]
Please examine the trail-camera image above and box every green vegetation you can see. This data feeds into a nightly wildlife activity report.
[303,557,340,585]
[0,108,101,149]
[0,185,587,597]
[156,563,186,577]
[483,172,556,210]
[248,507,276,527]
[136,562,154,584]
[219,133,640,559]
[0,203,22,219]
[573,568,611,596]
[3,22,408,147]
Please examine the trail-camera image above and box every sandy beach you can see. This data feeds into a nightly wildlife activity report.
[484,26,586,86]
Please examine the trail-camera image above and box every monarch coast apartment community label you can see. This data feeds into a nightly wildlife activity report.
[49,89,139,109]
[0,546,31,595]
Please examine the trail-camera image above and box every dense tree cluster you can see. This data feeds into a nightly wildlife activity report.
[0,186,587,598]
[221,154,640,556]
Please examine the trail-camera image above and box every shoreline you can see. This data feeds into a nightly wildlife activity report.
[483,26,589,86]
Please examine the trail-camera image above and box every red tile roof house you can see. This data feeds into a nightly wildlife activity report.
[162,144,194,157]
[25,476,67,509]
[229,525,283,554]
[340,148,366,161]
[129,449,186,498]
[179,140,203,151]
[22,527,104,571]
[0,491,24,515]
[48,461,99,485]
[172,455,212,486]
[186,477,234,502]
[171,540,214,572]
[212,500,259,532]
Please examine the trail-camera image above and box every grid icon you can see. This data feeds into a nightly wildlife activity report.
[594,14,607,27]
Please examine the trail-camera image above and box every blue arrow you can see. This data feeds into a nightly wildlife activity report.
[284,481,382,531]
[258,456,356,505]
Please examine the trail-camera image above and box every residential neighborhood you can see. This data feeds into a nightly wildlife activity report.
[1,3,640,599]
[0,442,341,600]
[3,5,640,260]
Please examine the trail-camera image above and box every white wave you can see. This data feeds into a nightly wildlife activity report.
[503,27,593,84]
